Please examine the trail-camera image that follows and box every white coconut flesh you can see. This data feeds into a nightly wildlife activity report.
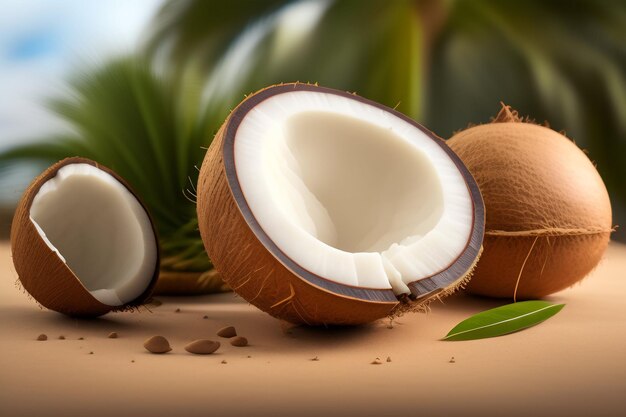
[234,91,474,295]
[29,163,157,306]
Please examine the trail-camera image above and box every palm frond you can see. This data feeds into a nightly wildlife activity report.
[0,56,214,271]
[427,0,626,221]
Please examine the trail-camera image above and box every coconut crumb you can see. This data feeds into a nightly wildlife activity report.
[108,332,118,339]
[37,334,47,341]
[371,358,383,365]
[449,356,455,363]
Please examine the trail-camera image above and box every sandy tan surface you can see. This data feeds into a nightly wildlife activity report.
[1,241,625,417]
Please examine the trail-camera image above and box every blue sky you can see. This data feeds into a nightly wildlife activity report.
[0,0,162,150]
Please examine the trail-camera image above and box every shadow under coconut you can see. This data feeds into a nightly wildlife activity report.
[148,292,387,351]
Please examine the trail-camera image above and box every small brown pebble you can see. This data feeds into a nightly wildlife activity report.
[108,332,118,339]
[230,336,248,347]
[371,358,383,365]
[221,360,228,364]
[386,356,392,363]
[310,356,319,361]
[58,335,65,340]
[203,315,208,319]
[184,339,220,355]
[247,355,252,358]
[217,326,237,338]
[89,351,94,355]
[37,334,47,341]
[78,337,84,340]
[449,356,455,363]
[143,336,172,354]
[175,308,181,313]
[131,360,135,363]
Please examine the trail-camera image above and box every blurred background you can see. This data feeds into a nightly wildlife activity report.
[1,0,625,283]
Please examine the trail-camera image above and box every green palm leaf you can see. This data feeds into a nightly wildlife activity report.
[148,0,626,239]
[0,57,214,273]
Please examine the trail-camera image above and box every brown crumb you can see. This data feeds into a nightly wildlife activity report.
[143,336,172,354]
[386,356,392,363]
[58,335,65,340]
[449,356,455,363]
[131,360,135,363]
[108,332,118,339]
[310,356,319,361]
[89,351,94,355]
[371,358,383,365]
[230,336,248,347]
[221,360,228,364]
[78,337,84,340]
[37,334,47,341]
[175,308,181,313]
[217,326,237,338]
[203,315,209,319]
[247,355,252,358]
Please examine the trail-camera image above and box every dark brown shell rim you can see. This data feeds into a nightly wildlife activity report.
[221,84,484,303]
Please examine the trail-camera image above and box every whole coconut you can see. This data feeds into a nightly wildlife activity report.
[448,104,612,299]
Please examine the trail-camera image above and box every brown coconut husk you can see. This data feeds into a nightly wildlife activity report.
[448,104,613,299]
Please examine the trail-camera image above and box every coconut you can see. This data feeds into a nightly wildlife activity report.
[197,83,485,325]
[448,104,612,299]
[11,157,160,316]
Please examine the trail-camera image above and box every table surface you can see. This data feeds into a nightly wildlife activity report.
[1,241,625,417]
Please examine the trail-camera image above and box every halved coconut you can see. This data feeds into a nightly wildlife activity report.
[197,84,484,325]
[11,157,159,317]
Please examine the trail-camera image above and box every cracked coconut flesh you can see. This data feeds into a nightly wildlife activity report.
[29,164,157,306]
[234,91,474,295]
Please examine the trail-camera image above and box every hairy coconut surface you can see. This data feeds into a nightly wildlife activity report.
[197,83,484,325]
[448,105,612,299]
[11,157,160,316]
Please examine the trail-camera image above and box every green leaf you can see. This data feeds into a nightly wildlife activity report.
[443,301,565,341]
[0,56,214,272]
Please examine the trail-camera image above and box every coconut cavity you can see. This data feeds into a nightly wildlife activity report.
[29,163,158,306]
[234,90,474,295]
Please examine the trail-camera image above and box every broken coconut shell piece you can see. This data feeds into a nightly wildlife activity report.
[144,336,172,354]
[184,340,220,355]
[230,336,248,347]
[217,326,237,338]
[197,83,485,325]
[11,157,160,317]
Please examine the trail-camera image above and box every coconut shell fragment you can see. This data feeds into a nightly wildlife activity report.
[144,336,172,354]
[184,340,220,355]
[448,104,612,298]
[230,336,248,347]
[217,326,237,338]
